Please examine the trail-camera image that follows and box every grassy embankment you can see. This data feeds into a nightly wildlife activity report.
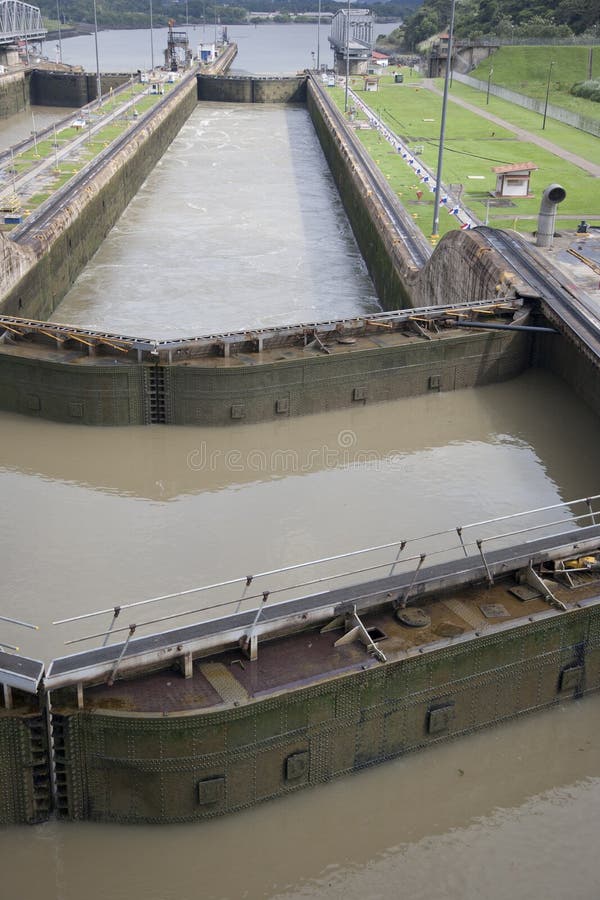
[331,53,599,240]
[470,46,600,118]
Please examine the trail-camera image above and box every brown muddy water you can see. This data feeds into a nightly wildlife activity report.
[1,695,600,900]
[2,60,600,898]
[1,370,600,898]
[0,105,75,147]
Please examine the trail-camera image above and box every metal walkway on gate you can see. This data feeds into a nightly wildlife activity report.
[45,494,600,689]
[3,494,600,695]
[0,0,46,45]
[0,298,524,363]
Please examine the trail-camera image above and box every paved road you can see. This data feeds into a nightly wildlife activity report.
[423,79,600,178]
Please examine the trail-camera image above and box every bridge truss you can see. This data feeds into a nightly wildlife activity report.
[0,0,46,46]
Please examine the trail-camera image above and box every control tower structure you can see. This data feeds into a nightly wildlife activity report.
[329,9,373,76]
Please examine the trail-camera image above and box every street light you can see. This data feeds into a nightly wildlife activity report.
[542,60,554,130]
[316,0,321,71]
[486,66,493,104]
[432,0,457,237]
[149,0,155,72]
[344,0,351,112]
[53,123,60,171]
[92,0,102,102]
[31,112,38,155]
[55,0,62,62]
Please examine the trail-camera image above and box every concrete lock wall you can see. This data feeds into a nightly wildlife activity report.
[51,603,600,824]
[411,227,520,308]
[307,79,415,312]
[0,330,532,425]
[197,74,307,104]
[307,80,514,312]
[0,70,132,119]
[0,71,30,118]
[29,70,132,107]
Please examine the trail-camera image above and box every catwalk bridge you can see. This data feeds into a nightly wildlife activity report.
[0,0,46,45]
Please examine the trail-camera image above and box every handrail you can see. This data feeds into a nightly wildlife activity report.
[53,494,600,647]
[0,613,39,654]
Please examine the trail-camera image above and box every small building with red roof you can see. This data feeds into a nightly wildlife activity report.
[371,51,389,67]
[491,162,539,198]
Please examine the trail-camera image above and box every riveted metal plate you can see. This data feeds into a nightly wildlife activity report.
[285,751,309,782]
[197,776,225,805]
[559,665,583,693]
[68,401,84,418]
[479,603,510,619]
[428,703,454,735]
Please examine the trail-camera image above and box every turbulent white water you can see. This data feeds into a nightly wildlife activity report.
[51,103,380,337]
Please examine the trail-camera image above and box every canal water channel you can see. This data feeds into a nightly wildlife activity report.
[1,28,600,900]
[50,102,381,337]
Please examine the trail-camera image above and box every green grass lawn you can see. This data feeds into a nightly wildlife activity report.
[445,81,600,161]
[332,73,598,239]
[469,46,600,119]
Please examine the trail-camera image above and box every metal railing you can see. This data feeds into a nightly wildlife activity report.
[0,613,38,652]
[0,298,520,361]
[54,494,600,648]
[0,0,45,44]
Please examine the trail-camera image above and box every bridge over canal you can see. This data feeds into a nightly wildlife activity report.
[0,0,45,45]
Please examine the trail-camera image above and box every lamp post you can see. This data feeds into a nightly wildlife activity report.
[316,0,321,71]
[55,0,62,62]
[432,0,456,237]
[53,123,59,171]
[149,0,155,72]
[31,112,38,155]
[344,0,351,112]
[486,66,493,104]
[92,0,102,102]
[542,60,554,130]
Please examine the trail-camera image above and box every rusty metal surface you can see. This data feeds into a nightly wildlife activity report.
[73,572,599,715]
[0,299,521,365]
[45,524,600,689]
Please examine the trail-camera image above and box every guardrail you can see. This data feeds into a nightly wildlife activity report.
[0,298,522,361]
[53,493,600,653]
